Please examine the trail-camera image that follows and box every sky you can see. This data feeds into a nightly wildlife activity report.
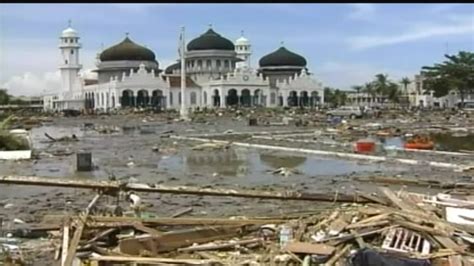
[0,3,473,96]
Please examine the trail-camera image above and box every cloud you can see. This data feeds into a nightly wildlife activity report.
[348,4,376,21]
[1,71,61,97]
[315,61,412,90]
[348,16,474,50]
[113,4,151,13]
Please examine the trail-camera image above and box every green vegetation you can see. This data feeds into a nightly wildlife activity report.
[352,73,402,105]
[0,115,30,151]
[324,87,348,107]
[422,51,474,105]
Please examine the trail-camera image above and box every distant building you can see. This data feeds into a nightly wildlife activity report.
[42,23,325,111]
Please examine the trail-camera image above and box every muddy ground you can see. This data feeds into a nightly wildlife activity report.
[0,110,473,264]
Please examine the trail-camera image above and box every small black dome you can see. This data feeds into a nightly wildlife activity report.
[259,46,307,67]
[100,37,156,62]
[187,28,235,51]
[165,61,180,74]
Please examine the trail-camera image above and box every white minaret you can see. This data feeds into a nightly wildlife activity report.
[235,30,251,69]
[59,20,82,92]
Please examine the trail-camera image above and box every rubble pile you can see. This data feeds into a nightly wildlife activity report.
[1,178,473,265]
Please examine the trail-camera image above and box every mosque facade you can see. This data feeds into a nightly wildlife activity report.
[43,24,324,111]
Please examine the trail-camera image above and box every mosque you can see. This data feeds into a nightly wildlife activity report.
[42,23,325,111]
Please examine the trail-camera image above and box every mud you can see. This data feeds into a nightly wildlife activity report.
[1,114,470,223]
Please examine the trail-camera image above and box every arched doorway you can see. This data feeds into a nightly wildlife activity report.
[151,90,163,108]
[254,89,261,106]
[121,90,134,107]
[227,89,238,106]
[111,95,115,108]
[278,93,283,106]
[137,90,149,107]
[288,91,298,107]
[311,91,319,107]
[241,89,251,107]
[203,91,207,105]
[91,92,95,109]
[300,91,309,107]
[213,89,220,107]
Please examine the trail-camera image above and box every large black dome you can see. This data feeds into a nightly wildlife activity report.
[259,47,307,67]
[100,37,156,62]
[187,28,235,51]
[165,61,180,74]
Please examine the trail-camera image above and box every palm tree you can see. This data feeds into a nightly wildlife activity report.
[422,51,474,107]
[363,82,376,106]
[351,85,363,105]
[400,77,411,95]
[373,73,390,104]
[386,82,401,107]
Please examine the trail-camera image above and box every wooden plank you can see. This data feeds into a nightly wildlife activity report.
[61,219,70,266]
[448,255,463,266]
[132,223,162,236]
[433,235,466,253]
[327,218,349,236]
[379,187,414,211]
[325,244,352,266]
[346,213,392,229]
[88,254,219,265]
[284,242,335,256]
[178,238,262,252]
[171,207,193,218]
[64,193,101,266]
[0,175,372,203]
[44,215,287,227]
[119,225,245,255]
[350,229,366,249]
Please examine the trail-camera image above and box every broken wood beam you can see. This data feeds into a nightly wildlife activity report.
[119,225,245,255]
[171,207,193,218]
[87,254,220,265]
[0,175,373,203]
[43,215,288,227]
[177,238,263,252]
[64,193,101,266]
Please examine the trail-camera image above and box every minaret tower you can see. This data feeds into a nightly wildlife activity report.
[59,20,82,92]
[235,30,251,69]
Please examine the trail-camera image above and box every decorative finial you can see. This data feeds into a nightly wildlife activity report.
[125,32,129,37]
[68,19,72,28]
[241,30,244,37]
[280,41,284,47]
[209,23,212,29]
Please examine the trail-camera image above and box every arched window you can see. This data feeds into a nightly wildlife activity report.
[203,91,207,105]
[178,92,181,104]
[190,92,197,105]
[206,60,211,69]
[197,60,202,68]
[70,50,74,55]
[224,60,229,69]
[169,91,173,105]
[216,60,221,69]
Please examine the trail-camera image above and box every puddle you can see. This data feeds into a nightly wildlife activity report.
[430,133,474,152]
[0,124,412,199]
[382,134,474,152]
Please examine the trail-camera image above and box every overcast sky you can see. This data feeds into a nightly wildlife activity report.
[1,3,473,96]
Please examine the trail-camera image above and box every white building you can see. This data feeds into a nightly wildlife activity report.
[406,72,473,108]
[43,23,324,111]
